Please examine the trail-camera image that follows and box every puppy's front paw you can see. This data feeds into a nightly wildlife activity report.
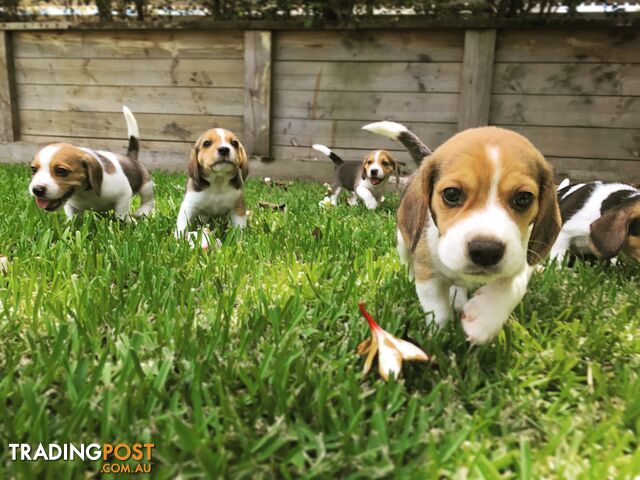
[461,288,509,345]
[365,199,378,210]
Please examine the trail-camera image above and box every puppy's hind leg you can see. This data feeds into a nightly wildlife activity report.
[330,186,342,206]
[134,181,155,217]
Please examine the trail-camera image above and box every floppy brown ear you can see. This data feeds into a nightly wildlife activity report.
[238,142,249,181]
[388,153,400,186]
[527,161,562,265]
[397,155,439,252]
[361,155,368,180]
[230,142,249,189]
[83,155,103,195]
[589,208,630,259]
[187,145,208,189]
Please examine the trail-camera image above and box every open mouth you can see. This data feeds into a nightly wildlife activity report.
[369,177,383,186]
[35,189,74,211]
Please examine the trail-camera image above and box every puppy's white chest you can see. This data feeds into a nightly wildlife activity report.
[188,183,241,216]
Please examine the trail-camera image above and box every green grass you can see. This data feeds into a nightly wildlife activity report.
[0,163,639,479]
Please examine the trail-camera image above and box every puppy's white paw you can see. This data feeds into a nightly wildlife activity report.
[365,199,378,210]
[461,288,510,345]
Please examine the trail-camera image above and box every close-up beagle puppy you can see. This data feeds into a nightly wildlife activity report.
[28,106,154,220]
[365,122,561,345]
[551,180,640,263]
[175,128,249,238]
[312,144,398,209]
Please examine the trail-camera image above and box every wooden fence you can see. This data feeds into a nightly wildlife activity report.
[0,19,638,183]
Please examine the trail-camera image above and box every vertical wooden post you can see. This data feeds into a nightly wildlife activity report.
[244,31,272,158]
[458,29,497,131]
[0,30,18,142]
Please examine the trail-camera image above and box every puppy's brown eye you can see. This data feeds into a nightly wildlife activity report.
[512,192,534,212]
[230,140,239,148]
[382,161,390,167]
[30,166,37,174]
[630,219,640,237]
[442,187,463,207]
[54,167,69,177]
[202,140,212,148]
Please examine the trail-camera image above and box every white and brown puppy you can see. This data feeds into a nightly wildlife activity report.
[312,144,398,209]
[551,180,640,262]
[28,106,154,220]
[364,122,561,345]
[175,128,248,238]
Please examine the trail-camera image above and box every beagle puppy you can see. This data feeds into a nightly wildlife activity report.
[551,180,640,263]
[365,122,561,345]
[312,144,398,209]
[28,106,154,220]
[175,128,249,238]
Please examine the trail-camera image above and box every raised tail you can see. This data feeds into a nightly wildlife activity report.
[312,144,345,166]
[122,105,140,160]
[362,121,431,166]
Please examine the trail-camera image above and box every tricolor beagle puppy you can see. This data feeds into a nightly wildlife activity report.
[28,106,154,220]
[364,121,561,345]
[551,180,640,263]
[175,128,249,238]
[312,144,399,209]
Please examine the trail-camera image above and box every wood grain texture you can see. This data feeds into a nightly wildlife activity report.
[17,84,244,116]
[548,157,640,183]
[244,31,271,157]
[0,31,18,141]
[274,90,458,122]
[20,134,192,154]
[19,110,243,142]
[274,30,464,62]
[274,61,462,93]
[458,29,497,130]
[13,30,244,59]
[272,118,456,152]
[14,58,244,87]
[491,94,640,129]
[493,63,640,96]
[497,125,640,160]
[495,29,640,63]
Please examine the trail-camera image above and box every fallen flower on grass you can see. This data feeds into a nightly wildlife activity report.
[357,302,430,381]
[318,196,333,208]
[0,256,8,275]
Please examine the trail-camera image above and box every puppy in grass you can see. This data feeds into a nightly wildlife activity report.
[28,106,154,221]
[175,128,249,247]
[312,144,399,209]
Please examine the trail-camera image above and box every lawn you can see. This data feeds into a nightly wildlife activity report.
[0,163,639,479]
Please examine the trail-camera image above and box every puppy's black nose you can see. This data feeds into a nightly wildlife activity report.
[370,168,379,176]
[468,239,505,267]
[218,146,230,156]
[32,185,46,198]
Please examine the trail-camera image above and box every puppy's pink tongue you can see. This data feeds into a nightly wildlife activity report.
[35,198,51,209]
[370,178,381,185]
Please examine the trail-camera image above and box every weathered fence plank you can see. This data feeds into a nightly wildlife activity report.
[17,84,244,116]
[274,61,462,93]
[13,30,244,59]
[491,94,640,129]
[0,31,18,142]
[14,58,244,87]
[495,29,640,63]
[275,30,464,62]
[492,63,640,96]
[274,91,459,122]
[244,31,271,157]
[458,29,497,130]
[19,110,243,142]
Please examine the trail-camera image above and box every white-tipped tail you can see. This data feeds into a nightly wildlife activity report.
[362,121,408,139]
[557,178,571,190]
[312,144,332,157]
[122,105,139,139]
